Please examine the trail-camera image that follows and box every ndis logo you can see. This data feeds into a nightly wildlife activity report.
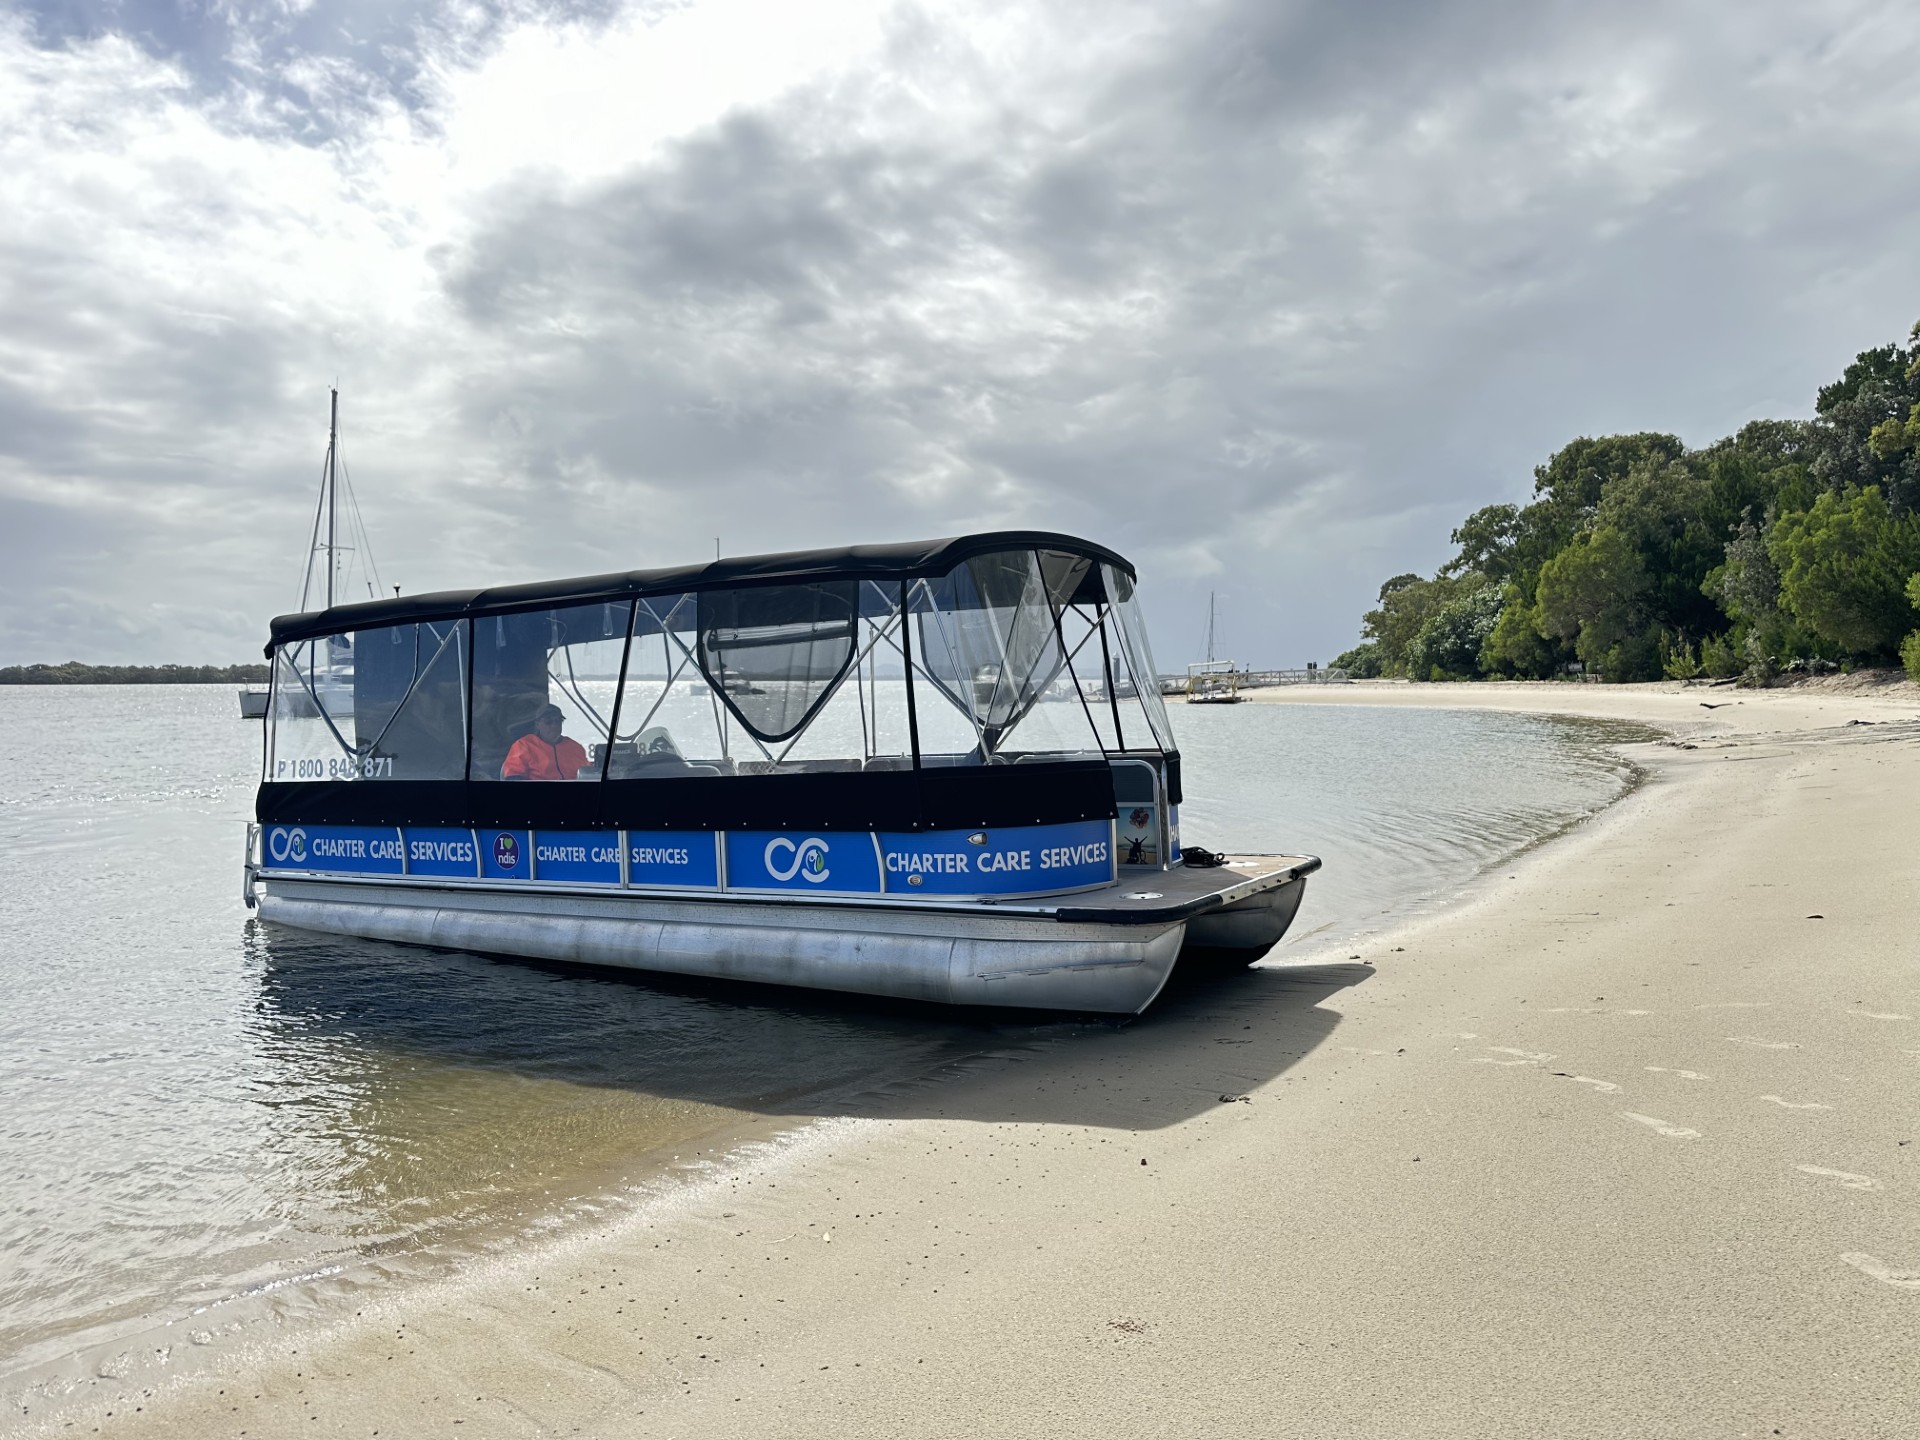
[492,832,521,872]
[764,836,830,884]
[267,826,308,865]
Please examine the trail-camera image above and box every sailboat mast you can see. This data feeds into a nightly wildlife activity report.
[1206,592,1216,665]
[325,388,339,610]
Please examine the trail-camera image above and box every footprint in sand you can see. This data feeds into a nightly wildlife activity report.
[1621,1112,1701,1139]
[1646,1066,1711,1081]
[1729,1036,1801,1050]
[1553,1074,1622,1094]
[1546,1007,1653,1015]
[1759,1095,1832,1110]
[1797,1165,1876,1190]
[1841,1253,1920,1289]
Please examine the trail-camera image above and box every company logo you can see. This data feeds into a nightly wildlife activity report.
[267,826,308,865]
[492,832,521,871]
[764,835,831,884]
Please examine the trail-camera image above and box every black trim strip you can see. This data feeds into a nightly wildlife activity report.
[255,759,1119,833]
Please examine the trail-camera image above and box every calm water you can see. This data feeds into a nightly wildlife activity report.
[0,685,1642,1395]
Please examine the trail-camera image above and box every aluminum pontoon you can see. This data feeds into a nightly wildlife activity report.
[244,532,1318,1013]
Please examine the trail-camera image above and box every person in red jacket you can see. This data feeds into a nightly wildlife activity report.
[501,704,591,780]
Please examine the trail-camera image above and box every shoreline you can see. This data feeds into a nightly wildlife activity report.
[1220,669,1919,729]
[23,680,1920,1438]
[3,691,1643,1407]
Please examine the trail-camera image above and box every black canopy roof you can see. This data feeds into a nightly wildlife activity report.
[266,530,1134,651]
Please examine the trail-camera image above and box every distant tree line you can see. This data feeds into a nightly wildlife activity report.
[1336,319,1920,684]
[0,662,270,685]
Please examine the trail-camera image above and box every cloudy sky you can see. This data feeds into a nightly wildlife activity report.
[2,0,1917,667]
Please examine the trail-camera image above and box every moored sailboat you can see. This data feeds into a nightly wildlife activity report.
[241,390,380,718]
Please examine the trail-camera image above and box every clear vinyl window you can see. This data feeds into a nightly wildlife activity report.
[695,582,859,744]
[471,601,632,781]
[1102,564,1177,752]
[265,621,466,781]
[610,585,915,777]
[911,549,1103,761]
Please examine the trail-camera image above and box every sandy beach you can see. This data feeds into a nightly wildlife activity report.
[30,677,1920,1439]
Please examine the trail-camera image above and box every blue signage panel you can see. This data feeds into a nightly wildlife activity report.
[262,824,404,876]
[627,833,720,890]
[725,831,883,895]
[533,831,622,885]
[479,829,531,880]
[404,828,479,878]
[879,820,1115,896]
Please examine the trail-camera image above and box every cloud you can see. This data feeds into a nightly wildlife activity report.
[0,0,1917,666]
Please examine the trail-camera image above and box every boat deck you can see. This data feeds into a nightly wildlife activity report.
[1052,854,1319,925]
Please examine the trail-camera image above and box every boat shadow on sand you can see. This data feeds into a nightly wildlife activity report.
[246,922,1371,1139]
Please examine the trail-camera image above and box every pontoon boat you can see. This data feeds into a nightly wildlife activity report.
[244,533,1318,1013]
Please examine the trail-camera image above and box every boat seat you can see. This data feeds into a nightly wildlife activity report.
[607,752,723,781]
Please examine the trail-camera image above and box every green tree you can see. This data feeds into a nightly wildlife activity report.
[1866,325,1920,473]
[1589,454,1726,642]
[1332,642,1383,678]
[1698,435,1803,528]
[1440,505,1521,581]
[1719,417,1813,472]
[1405,582,1505,679]
[1360,574,1469,676]
[1460,436,1694,679]
[1336,315,1920,678]
[1768,487,1920,656]
[1704,510,1779,627]
[1806,324,1920,513]
[1533,526,1663,678]
[1481,589,1562,677]
[1903,572,1920,682]
[1531,433,1687,518]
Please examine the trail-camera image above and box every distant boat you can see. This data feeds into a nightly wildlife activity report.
[1186,663,1242,704]
[1185,593,1242,704]
[243,390,380,720]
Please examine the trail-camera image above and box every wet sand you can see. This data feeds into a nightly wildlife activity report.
[34,678,1920,1439]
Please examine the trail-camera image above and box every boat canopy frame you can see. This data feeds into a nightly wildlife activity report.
[256,532,1179,835]
[265,531,1132,650]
